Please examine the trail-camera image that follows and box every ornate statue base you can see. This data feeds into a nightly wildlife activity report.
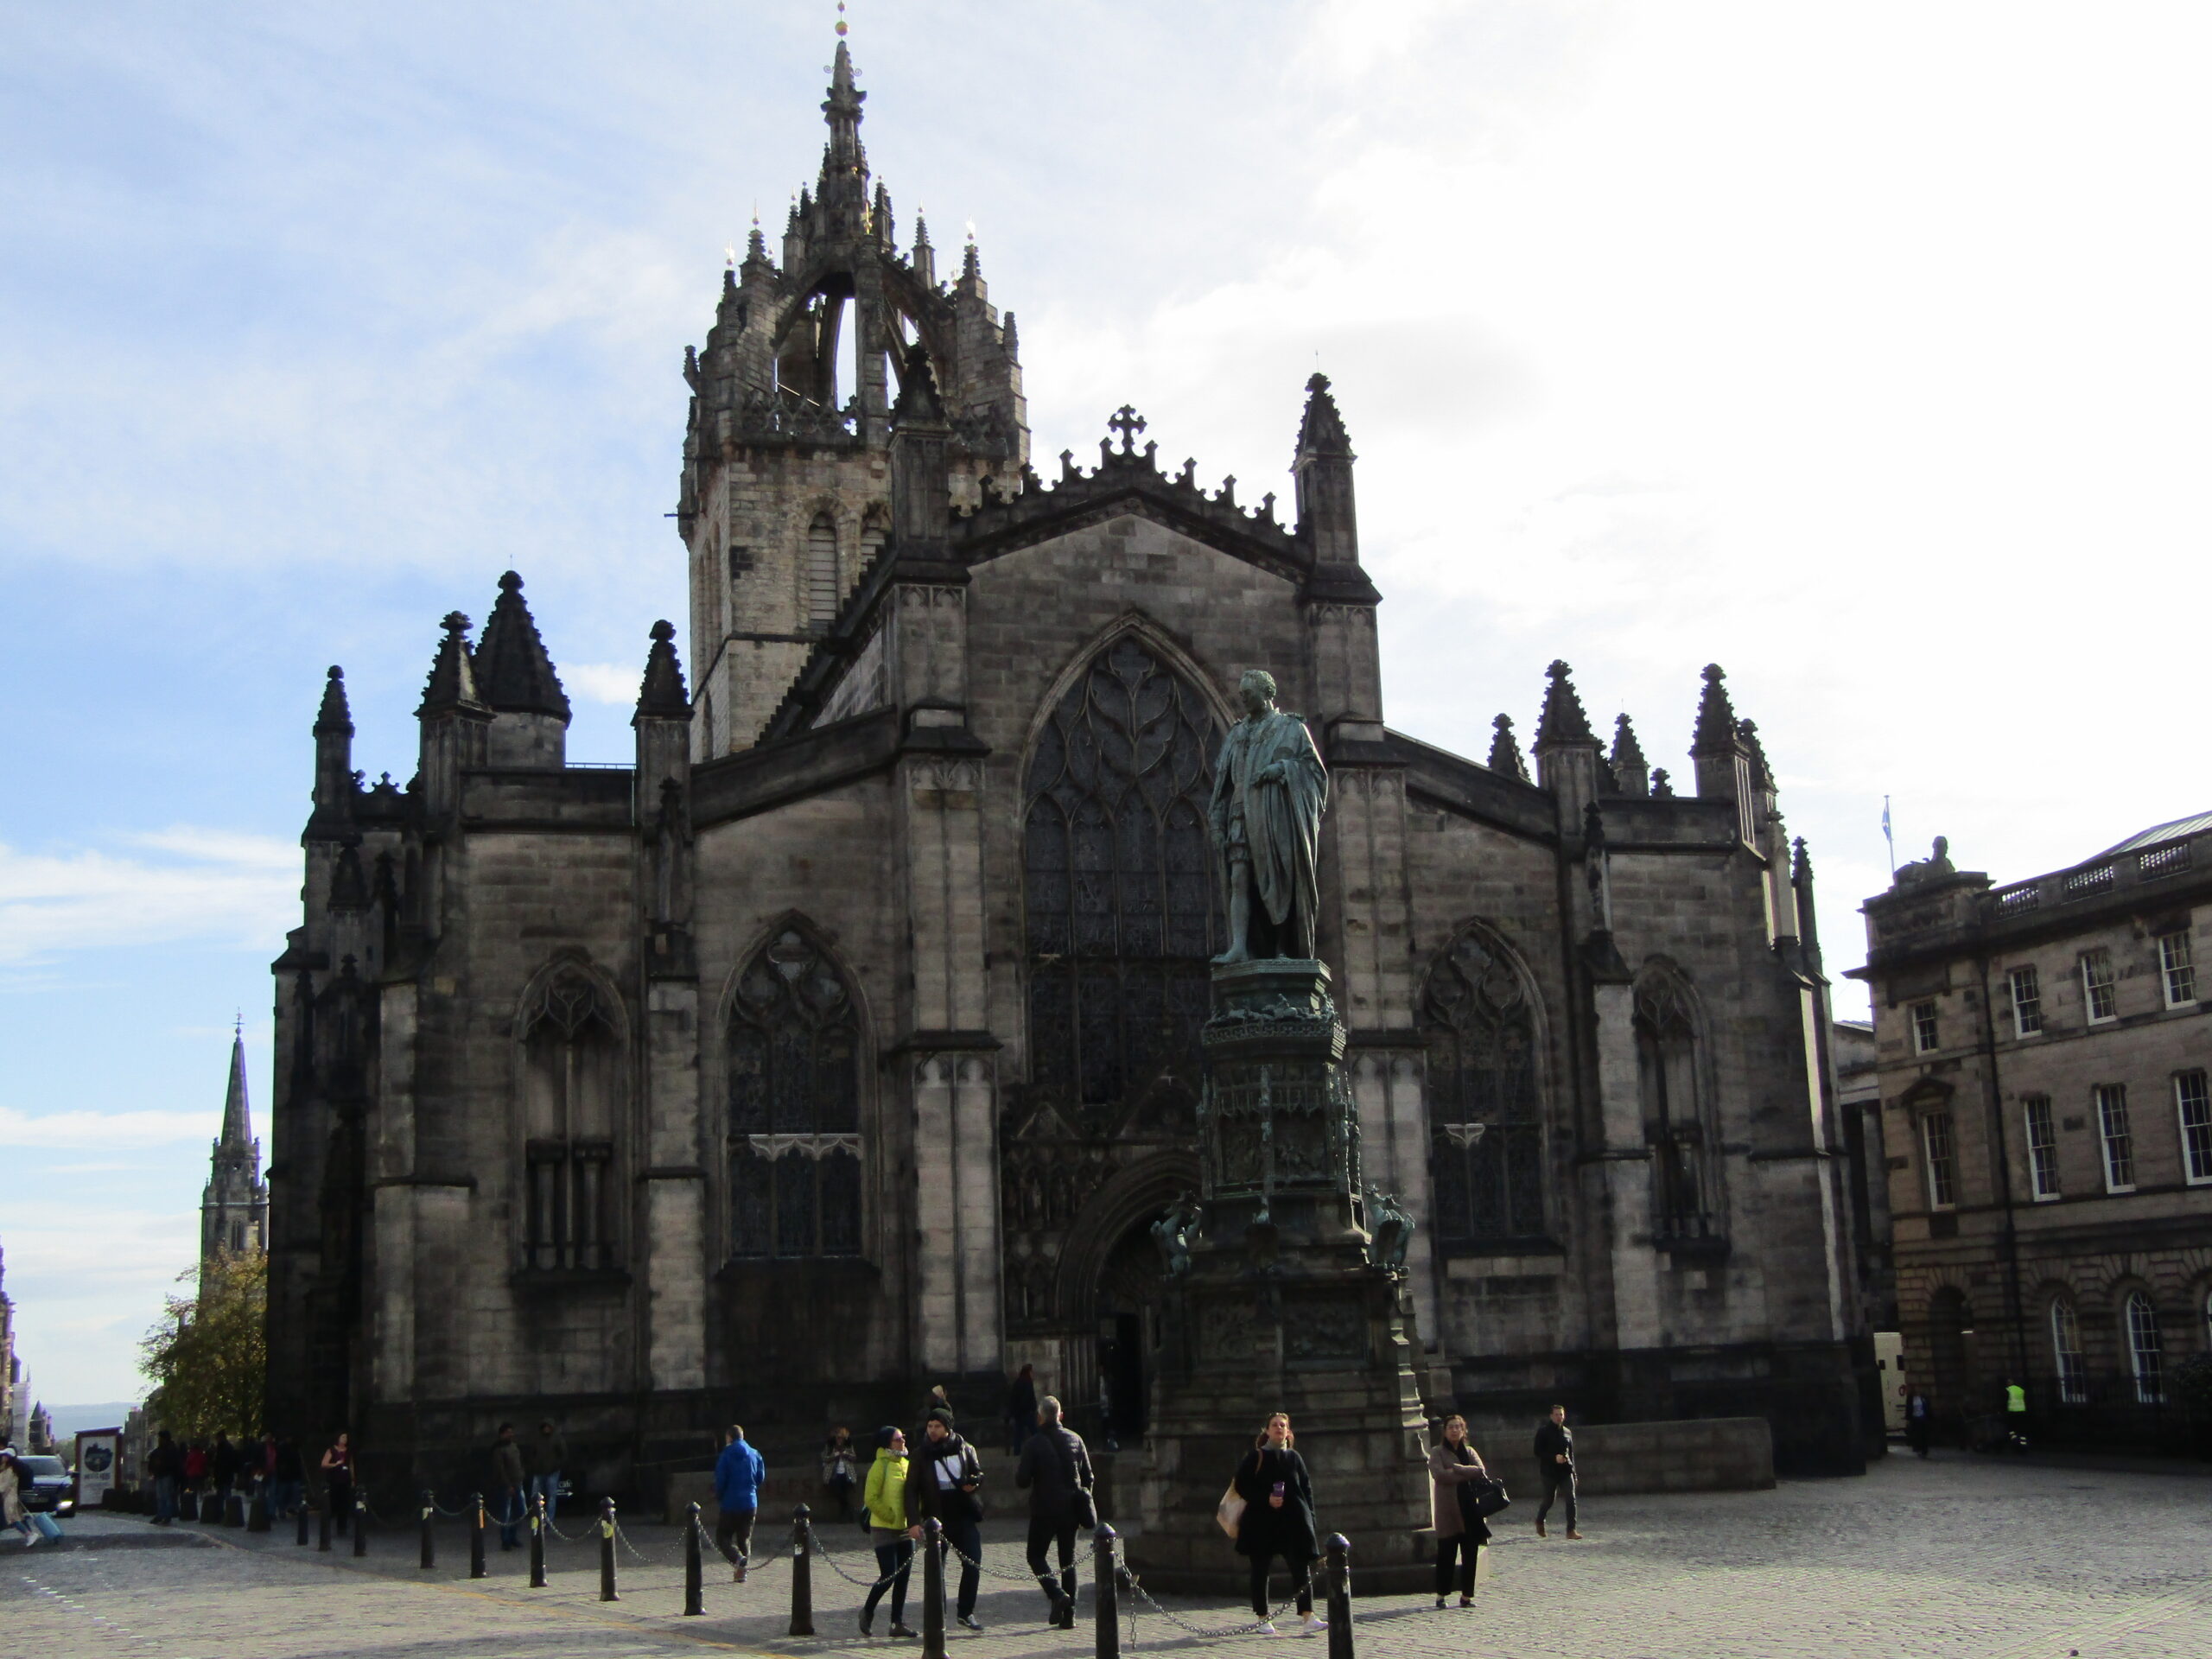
[1124,958,1435,1592]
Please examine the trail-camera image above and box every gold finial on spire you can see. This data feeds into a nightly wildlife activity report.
[725,245,736,268]
[836,0,849,38]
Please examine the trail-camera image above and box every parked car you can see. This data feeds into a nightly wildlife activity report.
[16,1455,75,1516]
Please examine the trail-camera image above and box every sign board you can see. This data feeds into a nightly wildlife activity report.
[75,1430,122,1509]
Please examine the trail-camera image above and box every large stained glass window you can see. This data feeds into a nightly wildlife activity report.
[1423,928,1546,1245]
[1024,638,1220,1135]
[727,926,862,1257]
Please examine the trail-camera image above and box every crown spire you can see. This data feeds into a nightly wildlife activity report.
[474,571,571,720]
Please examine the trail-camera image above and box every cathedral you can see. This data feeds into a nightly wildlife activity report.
[266,39,1880,1492]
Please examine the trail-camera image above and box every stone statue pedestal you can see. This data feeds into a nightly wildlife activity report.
[1125,959,1434,1592]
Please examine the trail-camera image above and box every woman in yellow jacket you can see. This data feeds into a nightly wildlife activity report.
[861,1427,918,1638]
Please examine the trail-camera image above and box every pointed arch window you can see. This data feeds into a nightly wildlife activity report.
[805,514,839,628]
[1022,636,1220,1135]
[1635,972,1722,1244]
[1422,929,1546,1246]
[727,927,862,1258]
[520,968,622,1272]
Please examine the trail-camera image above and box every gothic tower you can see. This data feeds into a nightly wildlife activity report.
[201,1024,269,1264]
[675,38,1028,755]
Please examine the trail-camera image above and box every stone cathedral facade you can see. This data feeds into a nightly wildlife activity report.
[267,41,1879,1490]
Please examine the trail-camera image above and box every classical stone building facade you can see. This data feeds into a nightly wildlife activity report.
[266,41,1879,1491]
[1854,817,2212,1446]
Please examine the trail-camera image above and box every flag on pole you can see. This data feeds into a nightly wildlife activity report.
[1882,796,1895,872]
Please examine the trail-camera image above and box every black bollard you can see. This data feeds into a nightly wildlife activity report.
[683,1502,705,1617]
[420,1491,436,1569]
[225,1488,245,1528]
[921,1516,946,1659]
[469,1492,486,1580]
[296,1500,310,1547]
[317,1501,333,1553]
[789,1503,814,1636]
[247,1481,270,1534]
[353,1488,369,1557]
[529,1493,546,1589]
[1092,1522,1120,1659]
[1325,1534,1353,1659]
[598,1497,620,1602]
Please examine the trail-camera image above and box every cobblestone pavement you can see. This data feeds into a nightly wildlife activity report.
[5,1451,2209,1659]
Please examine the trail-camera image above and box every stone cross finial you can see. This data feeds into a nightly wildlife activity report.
[1107,404,1147,454]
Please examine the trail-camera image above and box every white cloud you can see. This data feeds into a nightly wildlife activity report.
[565,662,645,706]
[0,1107,218,1149]
[0,829,298,965]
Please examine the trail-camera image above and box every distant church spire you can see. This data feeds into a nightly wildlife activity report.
[201,1026,268,1266]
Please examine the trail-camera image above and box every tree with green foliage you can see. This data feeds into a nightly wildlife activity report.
[139,1249,266,1440]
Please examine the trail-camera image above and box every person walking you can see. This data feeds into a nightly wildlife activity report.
[1428,1414,1490,1607]
[907,1408,987,1631]
[1904,1390,1933,1459]
[320,1432,353,1535]
[2003,1379,2030,1452]
[860,1427,918,1639]
[182,1440,209,1518]
[146,1429,181,1525]
[1230,1412,1325,1637]
[1533,1406,1580,1540]
[270,1436,305,1521]
[714,1424,766,1583]
[491,1424,526,1549]
[822,1427,859,1522]
[1014,1395,1093,1629]
[1004,1365,1038,1457]
[524,1419,568,1523]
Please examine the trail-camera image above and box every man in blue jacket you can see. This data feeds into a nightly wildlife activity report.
[714,1424,766,1582]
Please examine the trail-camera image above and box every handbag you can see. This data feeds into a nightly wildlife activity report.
[1216,1480,1247,1540]
[1467,1476,1512,1521]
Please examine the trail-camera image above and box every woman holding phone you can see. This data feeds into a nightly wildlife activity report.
[1229,1412,1325,1637]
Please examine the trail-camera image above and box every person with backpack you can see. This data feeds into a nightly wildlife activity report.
[1014,1395,1095,1628]
[860,1427,918,1639]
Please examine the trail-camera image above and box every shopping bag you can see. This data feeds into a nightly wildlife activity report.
[1215,1482,1246,1540]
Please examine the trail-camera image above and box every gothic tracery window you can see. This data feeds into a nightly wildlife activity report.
[727,927,862,1258]
[1023,637,1220,1135]
[520,967,621,1272]
[1635,970,1719,1242]
[1423,928,1546,1245]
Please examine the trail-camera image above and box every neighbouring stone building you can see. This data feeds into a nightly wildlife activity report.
[266,37,1883,1494]
[203,1024,269,1268]
[1854,817,2212,1446]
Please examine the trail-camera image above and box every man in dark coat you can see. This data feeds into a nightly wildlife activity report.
[1014,1395,1094,1627]
[906,1410,986,1630]
[1533,1405,1580,1539]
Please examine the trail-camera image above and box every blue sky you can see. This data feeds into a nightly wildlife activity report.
[4,0,2209,1403]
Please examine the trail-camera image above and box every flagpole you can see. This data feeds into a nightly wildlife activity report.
[1883,795,1896,874]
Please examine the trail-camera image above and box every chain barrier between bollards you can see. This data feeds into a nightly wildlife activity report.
[1093,1522,1120,1659]
[920,1516,947,1659]
[469,1492,486,1580]
[419,1491,435,1570]
[789,1503,815,1636]
[683,1502,705,1617]
[530,1494,547,1588]
[1325,1534,1353,1659]
[353,1489,369,1558]
[598,1497,620,1602]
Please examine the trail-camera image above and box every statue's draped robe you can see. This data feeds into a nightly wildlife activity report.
[1210,709,1329,955]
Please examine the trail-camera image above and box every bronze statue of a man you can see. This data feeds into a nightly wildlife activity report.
[1209,669,1328,963]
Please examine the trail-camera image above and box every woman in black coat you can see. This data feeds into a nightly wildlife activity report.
[1230,1412,1325,1635]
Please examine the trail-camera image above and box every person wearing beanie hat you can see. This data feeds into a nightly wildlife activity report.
[907,1413,987,1630]
[860,1427,916,1638]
